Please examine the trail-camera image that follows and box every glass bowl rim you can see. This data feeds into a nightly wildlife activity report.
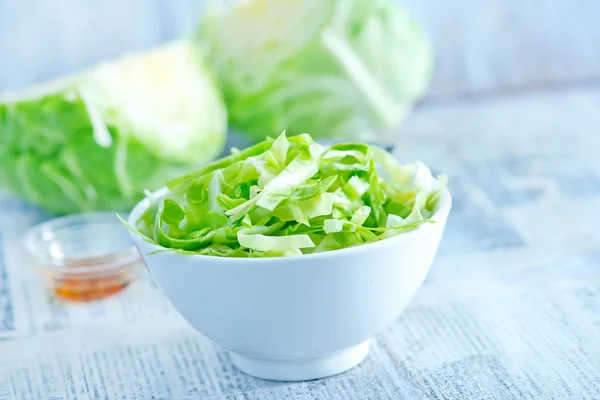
[22,211,141,275]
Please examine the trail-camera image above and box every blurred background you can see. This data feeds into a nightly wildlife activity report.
[2,0,600,229]
[1,0,600,227]
[2,0,600,97]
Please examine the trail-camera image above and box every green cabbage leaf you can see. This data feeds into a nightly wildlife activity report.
[197,0,432,142]
[0,39,227,214]
[130,132,447,257]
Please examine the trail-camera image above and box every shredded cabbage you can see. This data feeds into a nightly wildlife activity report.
[127,132,447,257]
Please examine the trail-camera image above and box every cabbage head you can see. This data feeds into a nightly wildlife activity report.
[0,39,227,214]
[198,0,432,143]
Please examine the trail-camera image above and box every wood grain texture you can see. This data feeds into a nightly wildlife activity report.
[0,86,599,399]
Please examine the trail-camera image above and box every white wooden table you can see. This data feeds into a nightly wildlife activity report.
[1,85,599,399]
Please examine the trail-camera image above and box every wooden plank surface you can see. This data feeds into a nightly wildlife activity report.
[0,84,599,399]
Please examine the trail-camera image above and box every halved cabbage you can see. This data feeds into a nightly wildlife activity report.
[0,39,227,214]
[198,0,432,142]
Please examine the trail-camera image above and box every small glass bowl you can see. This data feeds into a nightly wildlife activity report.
[22,212,142,302]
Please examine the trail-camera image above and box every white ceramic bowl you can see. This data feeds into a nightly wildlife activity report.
[128,188,451,381]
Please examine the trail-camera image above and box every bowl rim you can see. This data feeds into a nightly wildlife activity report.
[22,211,141,273]
[127,186,452,263]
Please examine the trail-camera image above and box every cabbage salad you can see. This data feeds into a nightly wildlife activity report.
[127,133,447,257]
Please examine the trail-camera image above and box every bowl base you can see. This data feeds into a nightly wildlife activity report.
[229,340,371,381]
